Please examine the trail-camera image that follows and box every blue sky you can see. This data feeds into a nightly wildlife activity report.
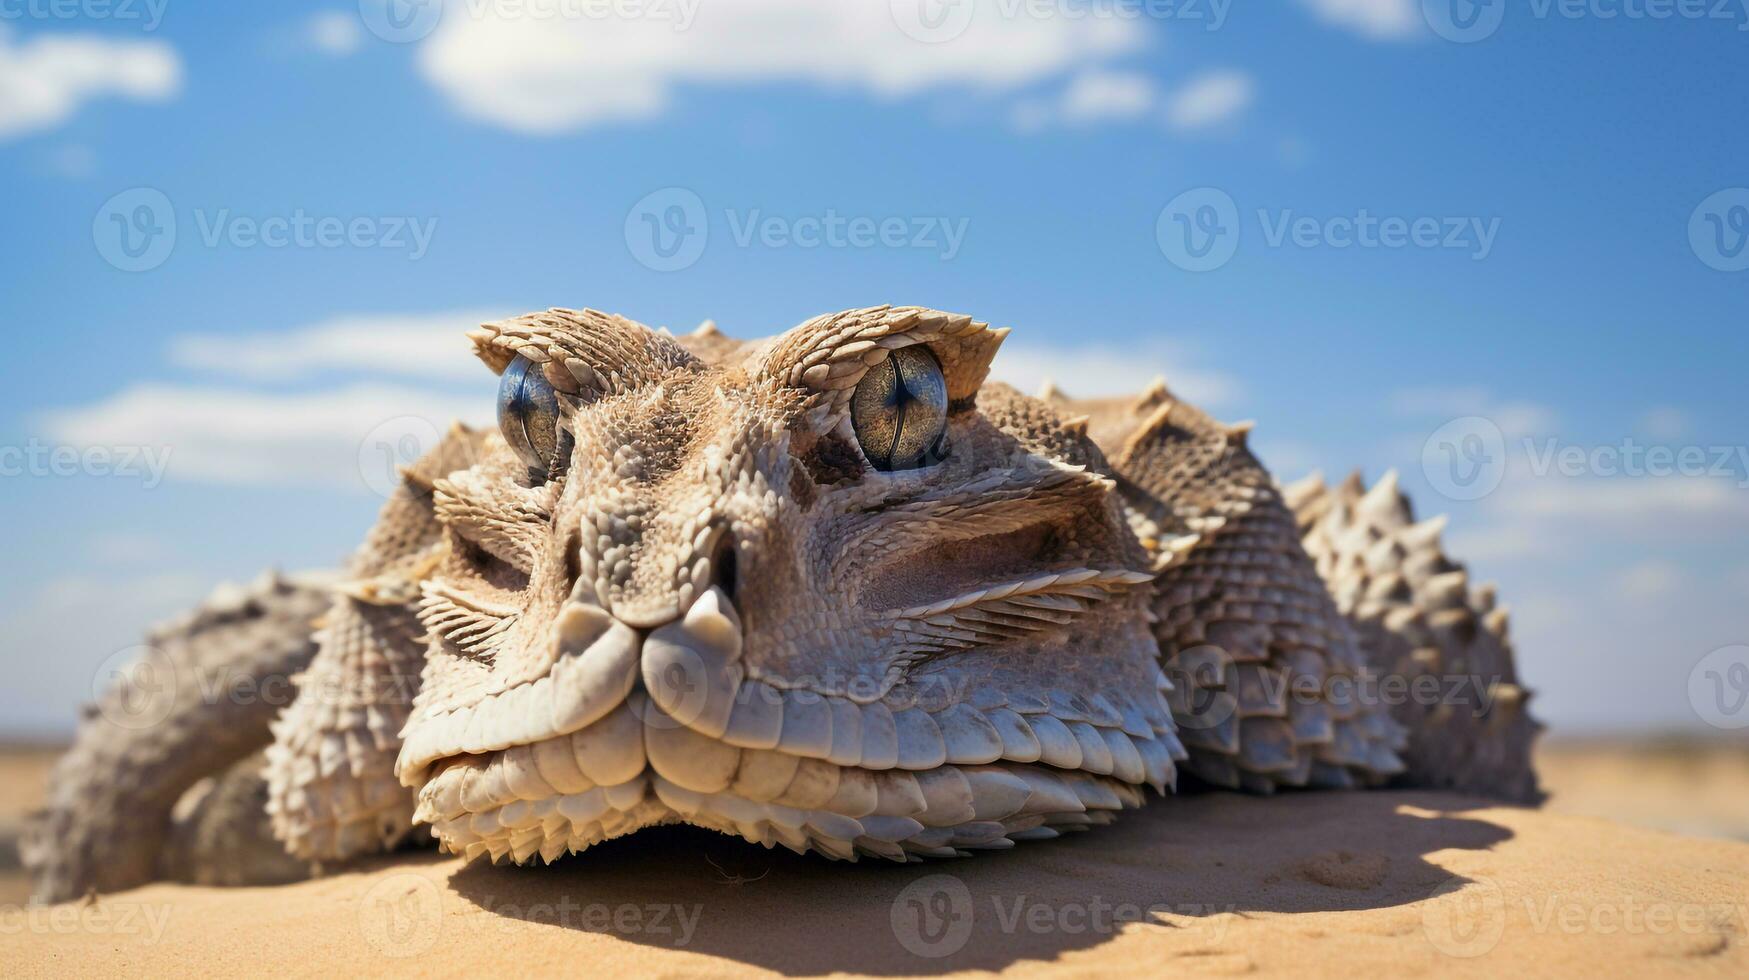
[1,0,1746,738]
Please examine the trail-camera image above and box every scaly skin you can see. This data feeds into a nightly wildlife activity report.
[28,305,1539,899]
[24,573,330,903]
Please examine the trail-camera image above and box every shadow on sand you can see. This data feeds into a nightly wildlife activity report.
[449,789,1518,975]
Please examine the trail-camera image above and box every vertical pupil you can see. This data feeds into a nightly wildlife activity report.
[851,346,948,471]
[497,355,559,474]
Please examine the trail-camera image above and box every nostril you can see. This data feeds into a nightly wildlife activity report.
[563,529,583,591]
[712,534,738,603]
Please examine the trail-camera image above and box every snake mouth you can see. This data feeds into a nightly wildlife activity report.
[399,583,1187,864]
[410,697,1156,866]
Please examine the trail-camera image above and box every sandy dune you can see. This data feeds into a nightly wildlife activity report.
[6,786,1745,978]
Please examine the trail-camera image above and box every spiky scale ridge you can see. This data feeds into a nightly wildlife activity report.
[1059,390,1409,792]
[1293,471,1542,802]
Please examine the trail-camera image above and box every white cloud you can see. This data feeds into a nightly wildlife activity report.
[1391,385,1557,440]
[418,0,1144,133]
[1447,471,1749,567]
[168,310,500,382]
[989,341,1239,407]
[88,531,173,566]
[1490,475,1749,528]
[1251,439,1324,480]
[0,25,182,141]
[1010,69,1157,131]
[34,570,210,618]
[1443,521,1540,563]
[1293,0,1421,39]
[43,142,96,178]
[306,11,365,56]
[1059,69,1155,122]
[40,383,489,490]
[1164,69,1254,133]
[1612,560,1685,603]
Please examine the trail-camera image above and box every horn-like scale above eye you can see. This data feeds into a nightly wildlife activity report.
[497,354,562,477]
[850,346,949,471]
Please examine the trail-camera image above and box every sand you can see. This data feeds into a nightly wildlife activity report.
[5,780,1746,978]
[1538,739,1749,843]
[0,746,58,909]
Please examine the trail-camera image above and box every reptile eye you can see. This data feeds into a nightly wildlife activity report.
[497,354,562,478]
[850,346,949,471]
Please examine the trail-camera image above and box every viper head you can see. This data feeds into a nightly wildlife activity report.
[394,306,1183,864]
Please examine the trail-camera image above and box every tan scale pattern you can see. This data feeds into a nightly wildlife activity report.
[1288,471,1541,801]
[1060,385,1408,792]
[28,305,1537,900]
